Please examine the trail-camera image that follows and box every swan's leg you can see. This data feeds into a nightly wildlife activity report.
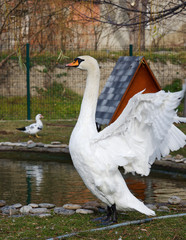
[111,204,117,223]
[92,205,112,222]
[102,204,117,224]
[93,204,117,225]
[104,205,112,221]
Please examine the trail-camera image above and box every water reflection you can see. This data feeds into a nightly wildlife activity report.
[26,165,43,187]
[0,152,185,206]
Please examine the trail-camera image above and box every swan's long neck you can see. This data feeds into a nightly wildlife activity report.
[77,64,100,127]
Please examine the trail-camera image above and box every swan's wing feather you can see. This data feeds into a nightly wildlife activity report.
[93,90,186,176]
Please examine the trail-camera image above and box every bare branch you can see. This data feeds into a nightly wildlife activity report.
[72,0,186,27]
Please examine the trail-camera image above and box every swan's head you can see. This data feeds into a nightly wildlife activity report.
[35,114,44,121]
[66,56,98,71]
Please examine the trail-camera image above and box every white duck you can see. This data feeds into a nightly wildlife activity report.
[66,56,186,223]
[17,114,44,138]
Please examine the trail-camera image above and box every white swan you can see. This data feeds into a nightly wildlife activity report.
[16,114,44,138]
[66,56,186,223]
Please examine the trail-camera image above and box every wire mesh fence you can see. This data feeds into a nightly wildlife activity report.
[0,45,185,120]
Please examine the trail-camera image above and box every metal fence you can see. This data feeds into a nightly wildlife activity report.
[0,44,185,120]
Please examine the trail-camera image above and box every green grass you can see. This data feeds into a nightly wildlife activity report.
[162,79,184,113]
[163,79,183,92]
[32,48,186,66]
[0,209,185,240]
[142,50,186,65]
[1,48,185,68]
[0,120,76,144]
[0,82,82,120]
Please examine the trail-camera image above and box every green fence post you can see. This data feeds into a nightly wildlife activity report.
[129,44,133,56]
[26,43,31,120]
[183,82,186,117]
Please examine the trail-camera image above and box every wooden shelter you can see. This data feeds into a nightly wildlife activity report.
[96,56,161,125]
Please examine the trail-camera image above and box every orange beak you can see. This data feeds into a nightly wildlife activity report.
[66,59,79,67]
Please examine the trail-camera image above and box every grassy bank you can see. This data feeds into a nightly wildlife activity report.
[0,82,82,120]
[0,120,76,144]
[1,48,186,65]
[0,120,185,156]
[0,208,186,240]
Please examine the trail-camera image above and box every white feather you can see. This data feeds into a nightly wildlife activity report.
[17,114,43,135]
[69,56,185,217]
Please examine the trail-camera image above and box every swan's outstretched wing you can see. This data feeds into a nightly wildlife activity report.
[93,90,186,176]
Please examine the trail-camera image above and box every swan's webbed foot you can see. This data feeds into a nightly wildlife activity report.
[92,204,117,225]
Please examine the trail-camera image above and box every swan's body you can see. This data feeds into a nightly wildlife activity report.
[17,114,43,138]
[66,56,186,221]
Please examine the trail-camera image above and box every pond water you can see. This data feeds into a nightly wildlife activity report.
[0,152,186,206]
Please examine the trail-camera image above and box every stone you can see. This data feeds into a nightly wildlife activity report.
[157,206,170,212]
[54,207,75,215]
[27,140,34,145]
[29,203,39,208]
[11,203,22,209]
[146,204,157,211]
[9,208,19,216]
[51,141,61,145]
[1,142,13,146]
[20,205,32,214]
[36,142,45,147]
[27,142,37,148]
[38,213,52,218]
[0,200,6,207]
[164,157,175,161]
[168,196,181,205]
[44,144,61,148]
[20,142,28,147]
[174,159,184,163]
[63,204,82,210]
[44,143,68,148]
[39,203,55,209]
[82,201,106,211]
[76,209,94,214]
[1,206,18,215]
[13,143,26,147]
[30,208,49,214]
[44,144,50,148]
[175,154,183,160]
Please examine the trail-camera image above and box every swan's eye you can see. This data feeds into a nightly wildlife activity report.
[76,58,85,64]
[66,57,84,68]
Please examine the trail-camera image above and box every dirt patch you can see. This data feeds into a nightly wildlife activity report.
[0,131,9,135]
[46,123,74,127]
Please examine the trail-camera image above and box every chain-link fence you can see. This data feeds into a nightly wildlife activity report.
[0,45,185,120]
